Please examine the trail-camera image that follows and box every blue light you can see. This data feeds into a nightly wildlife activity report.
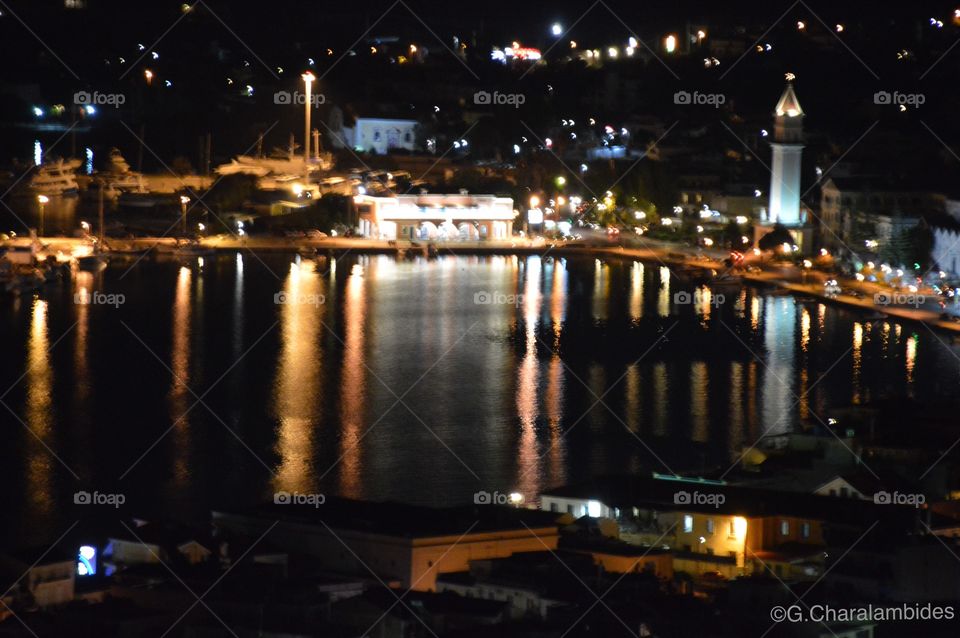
[77,545,97,576]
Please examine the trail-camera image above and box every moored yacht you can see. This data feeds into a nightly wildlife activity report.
[28,159,81,196]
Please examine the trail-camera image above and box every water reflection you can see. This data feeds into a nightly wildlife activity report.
[169,266,192,484]
[338,262,368,498]
[274,260,325,493]
[26,298,53,515]
[3,253,960,531]
[516,257,543,499]
[761,297,796,434]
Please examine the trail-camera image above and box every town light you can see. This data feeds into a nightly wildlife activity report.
[144,69,154,84]
[551,23,563,37]
[664,34,677,53]
[529,195,540,208]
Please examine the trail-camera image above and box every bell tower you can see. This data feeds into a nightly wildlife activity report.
[768,76,804,226]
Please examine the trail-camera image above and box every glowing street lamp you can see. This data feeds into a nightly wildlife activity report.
[144,69,154,85]
[301,71,316,175]
[179,195,190,236]
[37,195,49,236]
[551,23,563,37]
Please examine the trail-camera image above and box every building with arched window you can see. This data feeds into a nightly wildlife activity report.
[354,193,516,240]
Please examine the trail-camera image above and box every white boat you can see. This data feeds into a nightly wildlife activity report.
[215,150,332,177]
[172,240,215,257]
[29,159,81,196]
[86,149,147,201]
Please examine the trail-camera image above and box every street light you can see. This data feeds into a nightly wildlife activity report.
[144,69,154,85]
[301,71,316,177]
[180,195,190,236]
[37,195,49,237]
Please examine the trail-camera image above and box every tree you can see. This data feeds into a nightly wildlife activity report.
[758,224,794,252]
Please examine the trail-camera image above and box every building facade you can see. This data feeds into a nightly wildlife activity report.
[355,193,515,240]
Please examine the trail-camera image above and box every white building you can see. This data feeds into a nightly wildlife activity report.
[328,108,418,155]
[355,193,516,240]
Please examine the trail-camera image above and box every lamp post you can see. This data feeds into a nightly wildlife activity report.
[301,71,315,182]
[37,195,49,237]
[180,195,190,237]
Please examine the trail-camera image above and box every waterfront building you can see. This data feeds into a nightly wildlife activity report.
[819,176,944,253]
[213,499,559,591]
[539,474,917,581]
[354,193,516,240]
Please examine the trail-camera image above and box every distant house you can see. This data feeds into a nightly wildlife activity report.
[0,546,76,610]
[103,521,213,570]
[328,105,418,155]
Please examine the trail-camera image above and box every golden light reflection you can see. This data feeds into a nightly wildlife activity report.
[657,266,670,317]
[852,322,863,404]
[728,362,743,458]
[74,271,93,398]
[625,364,640,432]
[592,259,609,321]
[696,286,712,320]
[549,258,567,345]
[905,333,918,391]
[26,298,53,514]
[629,262,644,321]
[338,262,367,497]
[750,296,761,331]
[169,266,192,484]
[652,362,668,436]
[800,308,810,353]
[735,289,747,318]
[274,260,324,493]
[516,256,543,498]
[690,361,708,442]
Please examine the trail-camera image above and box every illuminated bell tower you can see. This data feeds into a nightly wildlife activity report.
[769,78,804,226]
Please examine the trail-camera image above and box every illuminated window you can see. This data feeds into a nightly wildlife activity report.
[801,522,810,539]
[683,515,693,533]
[728,521,736,537]
[780,520,790,536]
[706,518,715,534]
